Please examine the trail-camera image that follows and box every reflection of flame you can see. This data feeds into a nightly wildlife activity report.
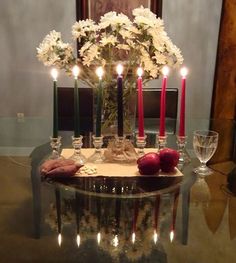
[97,232,101,244]
[170,230,174,242]
[132,232,136,243]
[112,235,119,247]
[58,233,62,246]
[153,230,158,244]
[76,234,81,247]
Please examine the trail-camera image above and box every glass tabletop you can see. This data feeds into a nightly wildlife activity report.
[1,117,236,262]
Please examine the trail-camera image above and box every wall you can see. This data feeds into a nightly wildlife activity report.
[149,0,222,120]
[0,0,76,117]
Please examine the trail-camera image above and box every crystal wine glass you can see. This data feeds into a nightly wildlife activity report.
[193,130,219,176]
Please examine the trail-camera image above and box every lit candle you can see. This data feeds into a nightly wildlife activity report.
[72,65,80,137]
[137,67,144,137]
[95,67,104,137]
[51,68,58,138]
[116,64,124,137]
[179,67,188,137]
[159,66,169,136]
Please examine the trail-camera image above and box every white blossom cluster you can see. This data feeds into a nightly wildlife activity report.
[37,30,75,71]
[37,6,183,81]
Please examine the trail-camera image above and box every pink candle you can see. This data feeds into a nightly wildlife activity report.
[159,66,169,136]
[137,67,144,137]
[179,67,188,136]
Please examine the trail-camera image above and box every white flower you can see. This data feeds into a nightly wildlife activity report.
[80,41,93,56]
[37,30,75,69]
[133,6,157,20]
[99,12,132,29]
[153,51,166,64]
[100,35,117,46]
[72,19,98,41]
[82,44,99,66]
[37,6,183,82]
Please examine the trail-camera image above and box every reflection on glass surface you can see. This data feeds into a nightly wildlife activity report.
[42,184,181,262]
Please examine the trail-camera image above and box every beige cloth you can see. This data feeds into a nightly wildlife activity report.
[61,148,183,178]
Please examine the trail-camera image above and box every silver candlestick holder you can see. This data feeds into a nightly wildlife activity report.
[69,135,86,165]
[88,135,104,163]
[156,134,167,151]
[176,135,191,165]
[136,134,147,157]
[49,136,63,159]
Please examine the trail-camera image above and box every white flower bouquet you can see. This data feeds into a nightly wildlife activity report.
[37,6,183,132]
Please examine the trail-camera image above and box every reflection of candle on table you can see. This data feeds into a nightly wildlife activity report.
[159,66,169,136]
[116,64,124,137]
[95,67,104,137]
[72,65,80,137]
[75,192,81,247]
[132,199,139,243]
[55,187,62,246]
[96,183,102,244]
[179,67,188,137]
[170,189,180,242]
[137,67,144,137]
[153,195,161,244]
[51,68,58,138]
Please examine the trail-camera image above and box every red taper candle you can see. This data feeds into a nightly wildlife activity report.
[159,66,169,136]
[137,67,144,137]
[179,67,188,136]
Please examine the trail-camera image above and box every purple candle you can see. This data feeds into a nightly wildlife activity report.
[116,64,124,137]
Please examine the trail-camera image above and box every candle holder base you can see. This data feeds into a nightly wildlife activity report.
[136,135,147,157]
[104,135,138,163]
[176,135,191,167]
[49,136,63,159]
[69,135,86,165]
[87,135,104,163]
[156,134,168,151]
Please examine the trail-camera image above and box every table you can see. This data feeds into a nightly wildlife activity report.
[1,117,236,262]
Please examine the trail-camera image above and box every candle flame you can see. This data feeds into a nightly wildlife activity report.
[76,234,81,247]
[51,68,58,81]
[180,67,188,77]
[97,232,101,244]
[153,230,158,244]
[96,67,104,79]
[161,66,169,76]
[112,235,119,247]
[72,65,80,78]
[132,232,136,244]
[58,233,62,246]
[116,64,123,75]
[170,230,174,242]
[137,67,143,77]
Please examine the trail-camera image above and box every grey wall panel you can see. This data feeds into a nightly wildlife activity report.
[0,0,76,117]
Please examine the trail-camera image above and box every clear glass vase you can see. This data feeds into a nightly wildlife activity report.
[101,81,136,136]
